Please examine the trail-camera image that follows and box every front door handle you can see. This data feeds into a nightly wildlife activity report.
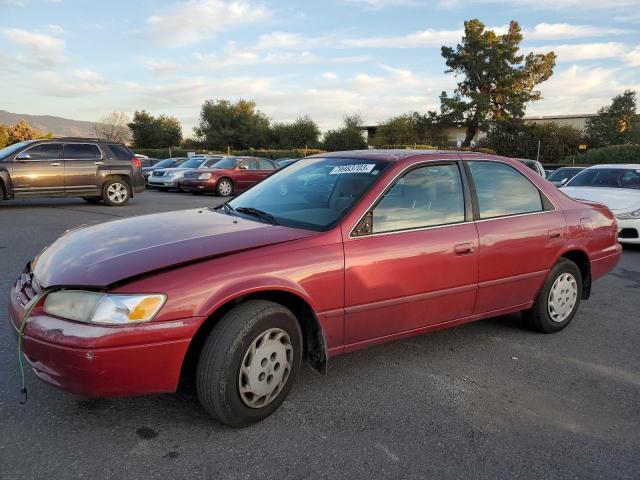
[454,243,474,255]
[94,161,104,165]
[50,162,61,166]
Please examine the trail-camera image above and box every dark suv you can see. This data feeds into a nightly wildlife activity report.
[0,138,145,206]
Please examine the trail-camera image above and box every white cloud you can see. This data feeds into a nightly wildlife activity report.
[254,31,304,50]
[47,24,65,34]
[143,59,181,75]
[527,42,628,62]
[322,72,338,79]
[146,0,270,47]
[626,46,640,67]
[37,69,108,97]
[528,65,640,116]
[1,28,65,66]
[343,27,462,48]
[344,0,639,9]
[524,23,627,40]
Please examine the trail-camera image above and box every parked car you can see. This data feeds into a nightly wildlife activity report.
[181,156,279,196]
[0,138,144,206]
[517,158,546,177]
[142,157,188,186]
[148,156,222,191]
[9,150,621,427]
[547,167,584,187]
[561,164,640,244]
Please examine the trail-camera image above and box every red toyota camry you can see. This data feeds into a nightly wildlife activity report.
[9,150,621,427]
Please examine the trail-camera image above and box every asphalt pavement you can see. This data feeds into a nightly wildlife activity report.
[1,191,638,479]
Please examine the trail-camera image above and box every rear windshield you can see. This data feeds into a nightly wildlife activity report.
[107,144,134,160]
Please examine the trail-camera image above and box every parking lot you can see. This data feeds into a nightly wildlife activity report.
[1,190,639,479]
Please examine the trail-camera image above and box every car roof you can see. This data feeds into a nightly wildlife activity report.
[587,164,640,169]
[36,137,127,144]
[309,149,490,161]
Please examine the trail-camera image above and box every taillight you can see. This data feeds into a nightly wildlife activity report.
[132,157,142,169]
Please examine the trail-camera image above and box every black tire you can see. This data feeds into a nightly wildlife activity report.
[216,178,234,197]
[0,181,5,201]
[522,258,583,333]
[82,197,101,204]
[196,300,303,427]
[101,178,130,206]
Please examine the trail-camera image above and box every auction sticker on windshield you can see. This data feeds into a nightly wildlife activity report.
[329,164,376,175]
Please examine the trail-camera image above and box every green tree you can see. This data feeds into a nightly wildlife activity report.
[194,99,270,150]
[322,114,367,151]
[585,90,637,147]
[438,19,556,146]
[270,115,320,148]
[0,124,8,148]
[483,120,583,163]
[128,111,182,148]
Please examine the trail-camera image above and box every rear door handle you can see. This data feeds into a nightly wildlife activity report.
[50,162,61,166]
[549,229,562,239]
[94,161,104,165]
[454,243,474,255]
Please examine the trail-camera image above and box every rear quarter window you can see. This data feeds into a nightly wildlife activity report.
[107,144,134,160]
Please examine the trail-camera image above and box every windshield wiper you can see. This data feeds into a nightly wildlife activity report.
[235,207,279,225]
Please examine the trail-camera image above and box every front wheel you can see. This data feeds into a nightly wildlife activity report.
[196,300,303,427]
[523,258,582,333]
[216,178,233,197]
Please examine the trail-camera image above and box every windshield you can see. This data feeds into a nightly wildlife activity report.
[566,168,640,190]
[211,157,241,169]
[547,168,582,182]
[0,140,37,159]
[180,158,206,169]
[226,157,390,231]
[153,159,177,169]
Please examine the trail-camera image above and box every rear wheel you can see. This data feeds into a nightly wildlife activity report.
[196,300,303,427]
[523,258,582,333]
[216,178,233,197]
[102,178,130,206]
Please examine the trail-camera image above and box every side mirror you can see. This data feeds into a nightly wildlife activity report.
[560,178,569,185]
[239,165,249,170]
[352,211,373,237]
[16,152,30,161]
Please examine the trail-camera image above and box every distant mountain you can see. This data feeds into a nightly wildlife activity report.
[0,110,98,137]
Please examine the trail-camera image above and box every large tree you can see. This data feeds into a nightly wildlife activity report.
[438,19,556,146]
[270,115,320,148]
[128,111,182,148]
[93,112,131,144]
[0,124,8,148]
[585,90,637,147]
[194,99,270,150]
[322,114,367,151]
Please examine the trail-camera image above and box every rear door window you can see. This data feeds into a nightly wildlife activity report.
[468,161,543,219]
[64,143,102,160]
[259,159,276,170]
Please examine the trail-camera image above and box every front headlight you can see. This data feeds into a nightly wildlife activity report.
[43,291,166,325]
[615,209,640,220]
[198,173,212,180]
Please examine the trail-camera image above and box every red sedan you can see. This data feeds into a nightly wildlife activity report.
[180,156,279,196]
[9,150,621,427]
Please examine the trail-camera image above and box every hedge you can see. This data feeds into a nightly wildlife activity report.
[565,144,640,164]
[131,147,325,160]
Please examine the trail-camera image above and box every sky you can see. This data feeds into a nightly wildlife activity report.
[1,0,639,137]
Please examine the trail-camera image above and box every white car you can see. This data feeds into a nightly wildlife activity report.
[561,164,640,244]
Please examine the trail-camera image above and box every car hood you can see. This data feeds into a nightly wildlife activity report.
[32,209,316,288]
[561,186,640,212]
